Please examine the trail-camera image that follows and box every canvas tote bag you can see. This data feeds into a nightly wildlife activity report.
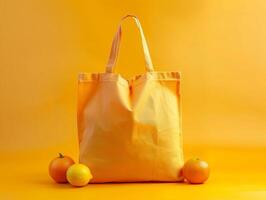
[77,15,184,183]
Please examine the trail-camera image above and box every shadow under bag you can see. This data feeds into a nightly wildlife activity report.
[77,15,184,183]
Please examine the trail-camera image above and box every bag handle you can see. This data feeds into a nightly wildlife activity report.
[106,15,154,73]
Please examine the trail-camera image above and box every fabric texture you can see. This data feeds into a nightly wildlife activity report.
[77,15,183,183]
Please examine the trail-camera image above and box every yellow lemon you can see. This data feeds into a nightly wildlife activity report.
[66,163,92,187]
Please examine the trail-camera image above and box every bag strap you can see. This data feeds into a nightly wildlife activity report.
[106,15,154,73]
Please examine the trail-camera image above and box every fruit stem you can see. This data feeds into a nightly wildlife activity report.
[59,153,64,158]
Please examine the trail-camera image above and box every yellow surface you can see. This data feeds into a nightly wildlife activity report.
[1,0,266,199]
[1,146,266,199]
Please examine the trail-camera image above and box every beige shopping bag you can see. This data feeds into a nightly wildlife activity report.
[77,15,183,183]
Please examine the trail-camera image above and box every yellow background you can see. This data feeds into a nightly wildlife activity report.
[0,0,265,199]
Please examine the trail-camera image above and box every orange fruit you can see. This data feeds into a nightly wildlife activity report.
[49,153,75,183]
[182,158,210,184]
